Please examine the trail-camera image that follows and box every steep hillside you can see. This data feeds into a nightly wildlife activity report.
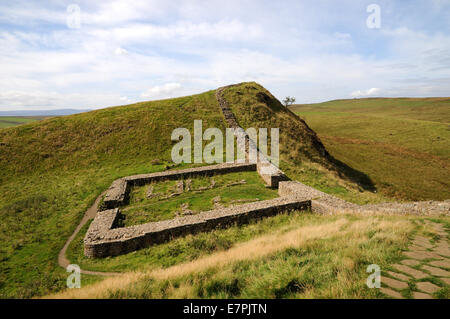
[0,90,226,297]
[291,98,450,200]
[221,83,377,199]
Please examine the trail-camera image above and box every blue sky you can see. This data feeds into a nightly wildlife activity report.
[0,0,449,110]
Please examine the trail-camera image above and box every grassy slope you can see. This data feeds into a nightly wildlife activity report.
[291,98,450,201]
[0,90,226,298]
[53,213,450,299]
[223,82,384,204]
[0,83,364,298]
[4,83,445,299]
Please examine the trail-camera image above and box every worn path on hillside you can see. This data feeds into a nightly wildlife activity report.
[58,191,120,276]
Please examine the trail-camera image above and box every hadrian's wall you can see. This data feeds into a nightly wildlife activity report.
[215,86,288,188]
[279,181,450,216]
[84,87,319,258]
[85,177,450,258]
[84,84,301,258]
[84,85,450,258]
[86,159,311,258]
[278,181,359,215]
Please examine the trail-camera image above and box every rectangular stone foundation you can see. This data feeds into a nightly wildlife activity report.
[84,198,311,258]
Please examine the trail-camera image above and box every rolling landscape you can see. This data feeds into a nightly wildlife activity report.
[291,98,450,201]
[0,116,47,128]
[1,0,449,309]
[0,82,449,300]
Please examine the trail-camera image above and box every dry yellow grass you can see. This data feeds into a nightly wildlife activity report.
[46,214,414,299]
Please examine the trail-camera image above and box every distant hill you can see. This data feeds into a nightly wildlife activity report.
[291,97,450,200]
[0,116,45,128]
[0,109,91,116]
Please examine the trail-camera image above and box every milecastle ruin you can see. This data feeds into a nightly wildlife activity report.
[83,85,450,258]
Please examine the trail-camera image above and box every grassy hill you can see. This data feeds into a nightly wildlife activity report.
[0,90,226,297]
[0,82,376,298]
[291,98,450,201]
[221,83,381,203]
[2,83,448,299]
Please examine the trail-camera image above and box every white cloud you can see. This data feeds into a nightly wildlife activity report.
[88,20,263,44]
[334,32,351,40]
[0,1,449,110]
[140,83,183,99]
[0,90,61,107]
[350,88,381,98]
[114,47,129,55]
[0,90,130,111]
[119,96,134,104]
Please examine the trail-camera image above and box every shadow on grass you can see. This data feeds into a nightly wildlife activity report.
[328,156,377,192]
[286,106,377,192]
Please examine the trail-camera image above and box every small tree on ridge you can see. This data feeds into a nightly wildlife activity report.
[283,96,296,107]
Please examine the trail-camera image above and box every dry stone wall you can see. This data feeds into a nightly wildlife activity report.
[85,178,449,258]
[86,160,312,258]
[280,181,450,216]
[279,181,359,215]
[85,196,311,258]
[215,86,288,188]
[84,85,450,259]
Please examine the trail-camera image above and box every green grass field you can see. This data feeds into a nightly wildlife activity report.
[122,171,278,226]
[0,116,46,128]
[1,83,363,298]
[291,98,450,201]
[1,83,448,299]
[0,90,227,298]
